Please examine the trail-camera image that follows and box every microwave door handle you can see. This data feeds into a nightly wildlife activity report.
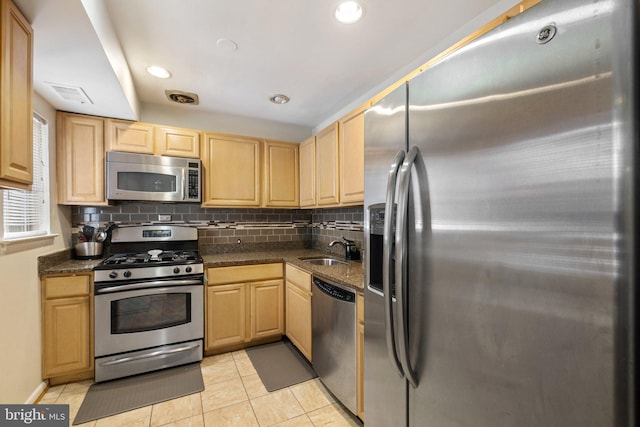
[383,149,406,378]
[181,168,187,201]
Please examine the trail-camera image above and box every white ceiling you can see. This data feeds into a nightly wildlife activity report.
[14,0,522,135]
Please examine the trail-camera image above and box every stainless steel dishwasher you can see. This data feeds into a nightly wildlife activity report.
[312,276,357,415]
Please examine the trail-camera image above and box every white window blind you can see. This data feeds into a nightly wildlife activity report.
[2,114,50,239]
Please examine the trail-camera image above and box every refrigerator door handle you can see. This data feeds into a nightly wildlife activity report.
[395,145,420,388]
[383,149,406,378]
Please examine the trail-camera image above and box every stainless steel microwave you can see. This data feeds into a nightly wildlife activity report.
[106,151,201,202]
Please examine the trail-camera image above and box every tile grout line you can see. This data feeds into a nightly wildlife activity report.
[198,389,204,426]
[237,355,265,426]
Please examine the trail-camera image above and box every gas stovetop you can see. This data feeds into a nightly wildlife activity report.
[93,225,205,284]
[98,250,201,268]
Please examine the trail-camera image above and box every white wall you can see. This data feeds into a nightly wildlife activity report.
[0,93,72,403]
[312,0,524,133]
[140,102,312,143]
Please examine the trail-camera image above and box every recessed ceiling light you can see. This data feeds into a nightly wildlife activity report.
[270,94,290,104]
[216,38,238,51]
[335,1,363,24]
[146,65,171,79]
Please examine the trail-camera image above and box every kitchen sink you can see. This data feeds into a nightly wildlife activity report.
[300,257,348,266]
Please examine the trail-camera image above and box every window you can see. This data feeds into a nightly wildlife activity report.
[2,114,50,240]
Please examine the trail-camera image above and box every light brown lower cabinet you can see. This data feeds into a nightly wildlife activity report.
[41,274,93,382]
[285,263,312,361]
[205,264,284,353]
[357,291,365,420]
[206,283,247,349]
[251,279,285,339]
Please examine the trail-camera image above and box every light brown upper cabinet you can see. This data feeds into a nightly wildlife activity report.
[106,119,200,158]
[339,104,366,205]
[105,119,155,154]
[301,107,365,208]
[202,133,261,207]
[154,125,200,158]
[299,136,316,207]
[263,140,299,208]
[0,0,33,190]
[57,112,107,205]
[316,122,340,206]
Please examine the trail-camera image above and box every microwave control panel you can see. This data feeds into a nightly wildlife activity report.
[188,167,200,200]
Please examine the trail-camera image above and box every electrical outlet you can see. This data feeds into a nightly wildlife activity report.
[158,214,171,222]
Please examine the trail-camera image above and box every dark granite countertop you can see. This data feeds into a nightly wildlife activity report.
[39,248,364,291]
[39,258,105,276]
[202,249,364,291]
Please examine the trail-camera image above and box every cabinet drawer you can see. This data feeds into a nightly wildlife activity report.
[207,263,282,285]
[43,275,91,299]
[285,263,311,293]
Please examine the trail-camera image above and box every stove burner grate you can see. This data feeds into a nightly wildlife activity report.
[102,250,200,266]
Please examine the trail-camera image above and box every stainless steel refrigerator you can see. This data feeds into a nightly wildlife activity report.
[363,0,637,425]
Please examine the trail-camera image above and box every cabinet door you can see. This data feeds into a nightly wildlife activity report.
[0,0,33,188]
[105,119,154,154]
[206,283,246,350]
[299,136,316,207]
[251,279,284,340]
[263,140,299,207]
[42,296,91,377]
[155,125,200,158]
[316,123,340,206]
[285,281,312,361]
[339,106,365,205]
[202,133,261,207]
[57,113,107,205]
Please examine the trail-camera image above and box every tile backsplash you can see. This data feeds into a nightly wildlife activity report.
[72,203,364,255]
[312,206,364,257]
[72,203,311,225]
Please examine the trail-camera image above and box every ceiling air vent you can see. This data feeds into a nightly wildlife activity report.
[165,90,199,105]
[46,82,93,104]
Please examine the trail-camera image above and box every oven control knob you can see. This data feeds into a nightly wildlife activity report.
[186,266,193,273]
[123,271,132,278]
[173,267,181,274]
[109,271,118,279]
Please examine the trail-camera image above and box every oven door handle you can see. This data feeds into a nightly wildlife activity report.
[96,279,203,294]
[98,343,201,366]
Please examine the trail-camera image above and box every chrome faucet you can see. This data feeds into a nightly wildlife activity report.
[328,239,345,248]
[328,237,360,260]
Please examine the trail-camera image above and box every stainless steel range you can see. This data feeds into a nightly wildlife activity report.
[93,225,204,382]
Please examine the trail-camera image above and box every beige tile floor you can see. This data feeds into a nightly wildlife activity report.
[38,349,363,427]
